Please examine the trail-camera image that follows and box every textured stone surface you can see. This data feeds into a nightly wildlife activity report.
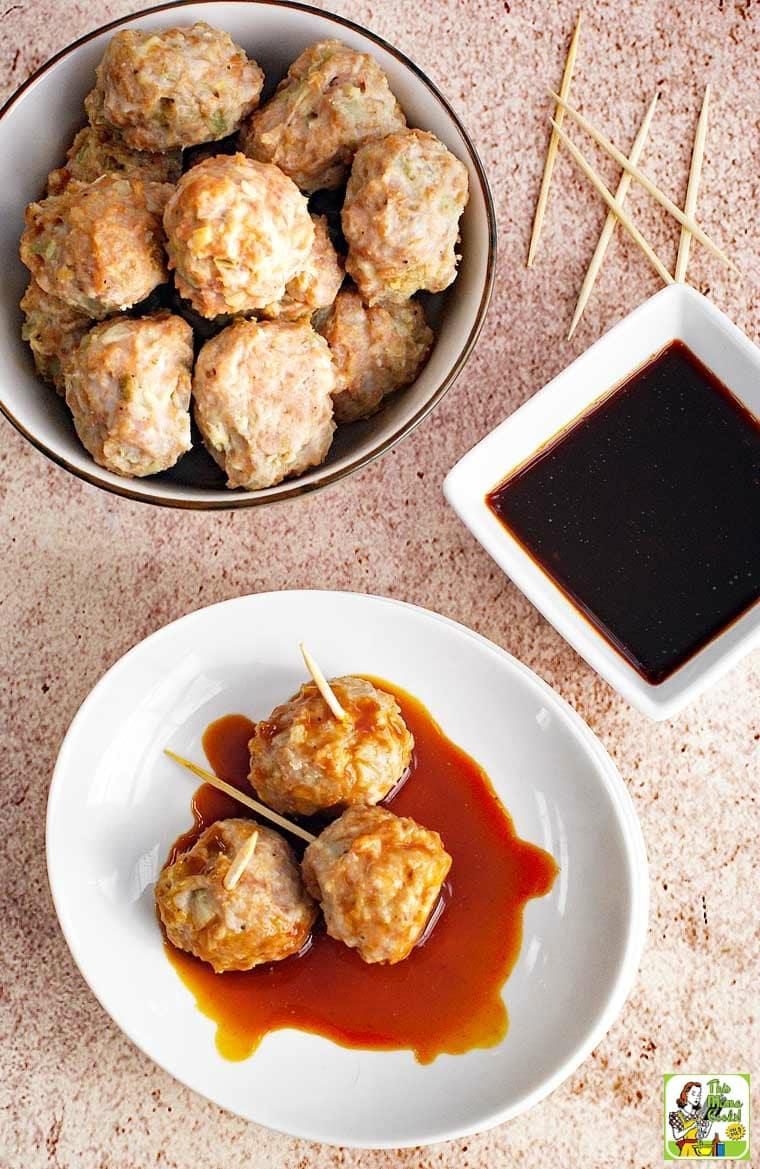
[1,2,758,1166]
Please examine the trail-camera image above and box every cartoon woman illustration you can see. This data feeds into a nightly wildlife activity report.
[669,1081,712,1157]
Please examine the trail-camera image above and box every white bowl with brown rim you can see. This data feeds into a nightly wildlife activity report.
[0,0,496,508]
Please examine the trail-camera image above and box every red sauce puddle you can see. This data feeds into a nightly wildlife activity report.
[164,678,558,1064]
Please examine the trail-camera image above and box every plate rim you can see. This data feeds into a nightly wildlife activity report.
[46,589,649,1147]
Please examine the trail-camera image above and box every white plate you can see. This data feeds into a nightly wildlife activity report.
[47,590,648,1147]
[444,286,760,720]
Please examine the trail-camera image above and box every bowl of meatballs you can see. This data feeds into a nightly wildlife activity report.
[0,3,496,506]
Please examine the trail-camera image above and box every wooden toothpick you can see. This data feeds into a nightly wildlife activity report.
[164,749,316,843]
[527,10,583,267]
[551,119,674,286]
[568,93,659,339]
[299,642,347,721]
[223,831,259,891]
[675,85,711,283]
[548,90,735,270]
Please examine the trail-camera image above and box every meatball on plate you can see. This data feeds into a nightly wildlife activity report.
[249,674,414,816]
[302,805,451,964]
[157,818,316,972]
[1,2,495,507]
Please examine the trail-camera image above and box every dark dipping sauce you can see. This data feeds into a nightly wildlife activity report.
[164,679,557,1064]
[487,341,760,684]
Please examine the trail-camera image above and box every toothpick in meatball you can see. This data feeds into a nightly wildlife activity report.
[248,675,414,816]
[156,818,317,972]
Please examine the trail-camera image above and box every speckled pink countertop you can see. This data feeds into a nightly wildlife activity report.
[1,1,758,1166]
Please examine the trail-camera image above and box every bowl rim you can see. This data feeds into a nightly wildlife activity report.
[0,0,497,510]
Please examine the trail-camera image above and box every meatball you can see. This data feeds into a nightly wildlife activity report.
[46,125,182,196]
[193,318,335,490]
[248,675,413,817]
[163,153,314,318]
[85,22,264,152]
[20,280,92,393]
[20,174,171,318]
[64,310,193,477]
[342,129,469,305]
[156,818,317,972]
[240,39,406,193]
[318,288,433,423]
[302,805,452,964]
[259,215,344,322]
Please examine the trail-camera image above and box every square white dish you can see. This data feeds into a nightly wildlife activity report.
[444,285,760,720]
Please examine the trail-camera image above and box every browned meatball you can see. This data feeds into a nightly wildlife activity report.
[259,215,344,322]
[156,818,317,972]
[20,174,171,318]
[302,805,452,964]
[342,129,469,304]
[317,288,433,422]
[248,675,413,817]
[163,153,314,318]
[64,311,193,478]
[240,39,406,192]
[46,125,182,196]
[192,318,336,490]
[20,280,93,393]
[85,23,264,151]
